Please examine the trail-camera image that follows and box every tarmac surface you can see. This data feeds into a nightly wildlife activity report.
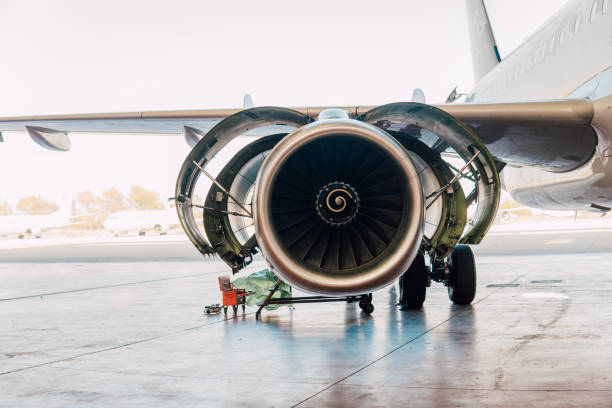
[1,227,612,407]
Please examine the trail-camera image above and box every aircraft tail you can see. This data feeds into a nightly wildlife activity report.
[465,0,500,82]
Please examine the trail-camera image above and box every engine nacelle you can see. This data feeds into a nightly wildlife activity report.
[176,103,500,297]
[253,119,424,295]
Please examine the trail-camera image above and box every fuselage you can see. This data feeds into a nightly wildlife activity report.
[0,213,70,236]
[103,209,178,234]
[472,0,612,102]
[471,0,612,211]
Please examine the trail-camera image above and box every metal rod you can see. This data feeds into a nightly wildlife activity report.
[267,298,354,304]
[192,160,253,218]
[191,203,252,218]
[426,150,481,209]
[445,162,476,182]
[256,280,283,319]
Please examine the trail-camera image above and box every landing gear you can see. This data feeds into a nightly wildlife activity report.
[399,253,428,309]
[447,244,476,305]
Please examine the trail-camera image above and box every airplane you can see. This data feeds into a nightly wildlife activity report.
[103,208,179,237]
[0,0,611,312]
[0,197,75,239]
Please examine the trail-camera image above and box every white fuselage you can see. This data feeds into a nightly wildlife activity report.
[472,0,612,102]
[0,212,70,237]
[103,209,179,235]
[472,0,612,211]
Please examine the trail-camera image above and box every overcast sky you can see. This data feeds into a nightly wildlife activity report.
[0,0,568,206]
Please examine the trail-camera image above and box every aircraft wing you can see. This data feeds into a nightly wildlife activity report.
[0,97,607,173]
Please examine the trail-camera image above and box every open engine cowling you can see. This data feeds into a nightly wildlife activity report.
[175,103,501,297]
[253,120,424,295]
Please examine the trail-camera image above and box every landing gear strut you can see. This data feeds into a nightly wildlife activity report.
[399,253,428,309]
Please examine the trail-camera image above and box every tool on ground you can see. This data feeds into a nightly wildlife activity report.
[218,276,249,314]
[204,304,222,315]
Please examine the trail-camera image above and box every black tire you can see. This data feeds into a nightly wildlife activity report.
[361,303,374,314]
[359,296,375,314]
[399,253,427,309]
[448,244,477,305]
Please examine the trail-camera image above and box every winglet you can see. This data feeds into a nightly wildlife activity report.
[243,94,254,109]
[411,88,426,103]
[26,126,71,151]
[465,0,500,82]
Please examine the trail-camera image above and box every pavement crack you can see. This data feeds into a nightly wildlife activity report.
[0,313,253,377]
[0,270,225,302]
[47,366,331,385]
[322,383,612,392]
[291,274,525,407]
[494,292,571,390]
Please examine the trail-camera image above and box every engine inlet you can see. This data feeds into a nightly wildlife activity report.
[253,119,424,295]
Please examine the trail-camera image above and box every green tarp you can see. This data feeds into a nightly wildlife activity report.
[232,269,292,310]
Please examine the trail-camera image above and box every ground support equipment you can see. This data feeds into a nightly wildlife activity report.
[255,280,374,319]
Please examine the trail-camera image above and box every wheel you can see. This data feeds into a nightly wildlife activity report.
[448,244,477,305]
[360,301,374,314]
[358,294,372,310]
[399,253,427,309]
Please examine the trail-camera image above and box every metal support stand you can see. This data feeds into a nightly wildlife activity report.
[255,281,374,319]
[256,280,283,319]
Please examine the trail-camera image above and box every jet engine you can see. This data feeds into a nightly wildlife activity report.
[176,103,501,301]
[253,119,423,295]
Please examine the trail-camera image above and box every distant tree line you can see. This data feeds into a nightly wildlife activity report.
[0,202,12,216]
[0,186,165,229]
